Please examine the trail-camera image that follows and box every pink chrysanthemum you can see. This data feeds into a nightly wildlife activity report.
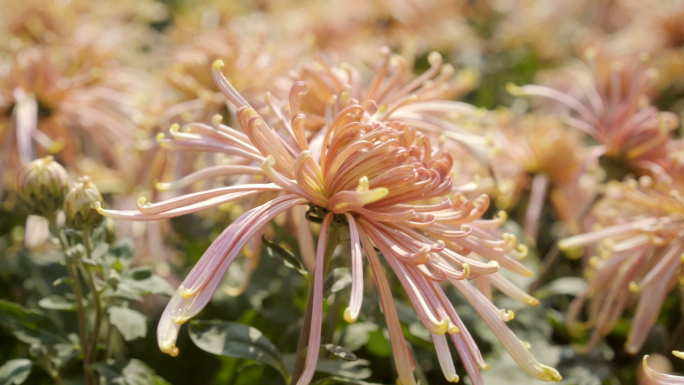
[560,158,684,353]
[99,59,560,385]
[509,51,679,173]
[0,47,142,193]
[487,112,597,238]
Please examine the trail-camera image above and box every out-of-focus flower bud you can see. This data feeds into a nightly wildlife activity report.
[64,176,104,231]
[106,270,121,289]
[16,156,69,217]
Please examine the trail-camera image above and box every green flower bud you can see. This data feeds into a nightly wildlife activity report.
[63,176,104,231]
[16,156,69,217]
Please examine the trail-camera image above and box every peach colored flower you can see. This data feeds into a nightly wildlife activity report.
[488,112,598,238]
[0,47,142,195]
[99,60,560,385]
[509,51,679,175]
[560,158,684,354]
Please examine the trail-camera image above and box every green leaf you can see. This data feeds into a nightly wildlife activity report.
[128,267,153,281]
[188,320,290,381]
[365,329,391,358]
[95,359,171,385]
[111,274,174,301]
[38,295,79,311]
[132,275,174,296]
[106,240,135,271]
[323,344,357,361]
[340,322,377,351]
[323,268,352,296]
[315,359,372,380]
[534,277,587,299]
[91,242,109,262]
[262,236,309,277]
[0,300,68,346]
[0,359,32,385]
[108,307,147,341]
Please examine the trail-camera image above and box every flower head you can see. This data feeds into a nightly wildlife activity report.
[559,157,684,353]
[0,46,142,194]
[16,155,69,217]
[64,176,104,230]
[509,51,679,174]
[488,112,598,237]
[100,58,560,384]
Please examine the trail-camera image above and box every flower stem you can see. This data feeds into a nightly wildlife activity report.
[47,216,94,385]
[80,231,103,368]
[290,219,342,385]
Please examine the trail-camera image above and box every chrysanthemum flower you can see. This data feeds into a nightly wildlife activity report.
[277,47,478,133]
[509,51,679,174]
[0,0,162,63]
[0,47,142,194]
[99,59,560,384]
[487,112,597,238]
[559,158,684,353]
[162,25,295,125]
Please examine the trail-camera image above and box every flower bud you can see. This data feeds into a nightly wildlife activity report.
[16,156,69,217]
[64,176,104,230]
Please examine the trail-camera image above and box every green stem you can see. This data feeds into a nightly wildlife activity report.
[290,219,342,385]
[81,231,103,368]
[48,216,94,385]
[104,319,114,361]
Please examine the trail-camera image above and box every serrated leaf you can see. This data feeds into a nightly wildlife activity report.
[262,236,309,277]
[323,344,357,361]
[108,307,147,341]
[188,320,289,381]
[38,295,79,311]
[94,359,171,385]
[0,359,32,385]
[0,300,68,346]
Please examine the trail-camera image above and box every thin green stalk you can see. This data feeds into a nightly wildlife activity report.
[81,231,103,366]
[48,216,94,385]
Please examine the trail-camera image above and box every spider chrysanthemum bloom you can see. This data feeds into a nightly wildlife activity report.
[488,112,597,238]
[559,158,684,353]
[509,51,679,174]
[279,47,479,133]
[162,25,294,124]
[99,60,560,385]
[0,0,163,63]
[0,47,140,192]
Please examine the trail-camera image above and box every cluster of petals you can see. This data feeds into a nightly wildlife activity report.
[559,158,684,354]
[486,112,597,238]
[99,55,561,384]
[509,51,679,172]
[0,47,141,193]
